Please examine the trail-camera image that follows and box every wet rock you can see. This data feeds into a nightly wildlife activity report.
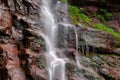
[12,27,23,40]
[56,48,76,62]
[69,0,120,12]
[57,24,76,49]
[77,25,115,54]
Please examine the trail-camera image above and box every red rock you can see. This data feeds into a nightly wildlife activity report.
[109,68,120,79]
[1,44,26,80]
[0,10,12,35]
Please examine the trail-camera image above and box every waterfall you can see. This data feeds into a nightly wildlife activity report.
[39,0,66,80]
[73,27,81,67]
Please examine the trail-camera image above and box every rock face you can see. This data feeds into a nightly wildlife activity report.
[77,25,115,54]
[0,0,47,80]
[0,0,120,80]
[69,0,120,32]
[69,0,120,11]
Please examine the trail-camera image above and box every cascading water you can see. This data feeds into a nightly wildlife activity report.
[73,26,81,67]
[58,23,80,67]
[40,0,66,80]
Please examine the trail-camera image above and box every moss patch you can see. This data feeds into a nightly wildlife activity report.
[68,5,91,24]
[60,0,67,3]
[93,23,120,39]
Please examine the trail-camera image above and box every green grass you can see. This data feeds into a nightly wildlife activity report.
[93,23,120,39]
[68,5,91,24]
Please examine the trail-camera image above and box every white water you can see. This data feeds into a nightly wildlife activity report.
[40,0,66,80]
[73,27,81,67]
[58,23,80,67]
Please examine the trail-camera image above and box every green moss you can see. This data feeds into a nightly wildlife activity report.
[99,9,113,20]
[35,38,44,45]
[93,23,120,39]
[68,5,91,24]
[94,9,113,22]
[104,12,113,20]
[60,0,67,2]
[94,14,105,22]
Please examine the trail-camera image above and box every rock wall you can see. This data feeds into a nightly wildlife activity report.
[0,0,120,80]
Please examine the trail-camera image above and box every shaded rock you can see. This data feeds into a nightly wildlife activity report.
[69,0,120,12]
[18,48,48,80]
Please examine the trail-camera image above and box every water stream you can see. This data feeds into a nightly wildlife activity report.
[40,0,66,80]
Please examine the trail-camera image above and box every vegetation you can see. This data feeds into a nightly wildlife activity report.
[68,5,91,24]
[94,14,105,22]
[35,38,44,45]
[93,23,120,39]
[60,0,67,2]
[94,9,113,22]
